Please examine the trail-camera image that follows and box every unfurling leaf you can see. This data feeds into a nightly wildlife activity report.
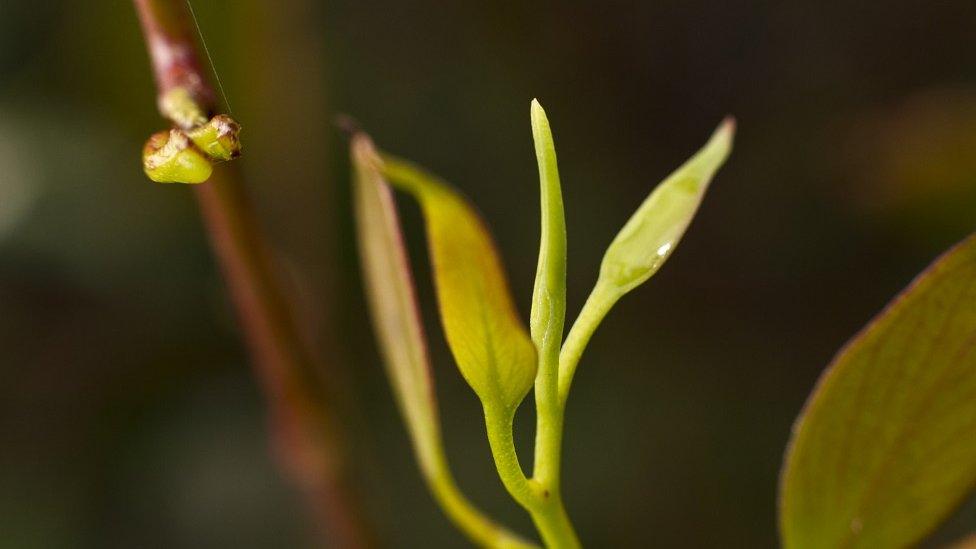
[780,234,976,549]
[599,117,734,295]
[381,156,537,413]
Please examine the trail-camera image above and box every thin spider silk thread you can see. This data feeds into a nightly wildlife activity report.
[185,0,232,113]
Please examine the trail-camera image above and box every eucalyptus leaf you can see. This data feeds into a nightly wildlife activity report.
[381,156,537,414]
[780,234,976,549]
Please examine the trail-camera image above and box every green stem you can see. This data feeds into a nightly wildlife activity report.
[532,331,568,543]
[424,449,538,549]
[558,278,621,406]
[484,406,539,508]
[533,365,564,489]
[529,497,580,549]
[485,407,581,548]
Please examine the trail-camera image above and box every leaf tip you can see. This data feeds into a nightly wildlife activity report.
[720,115,736,134]
[335,114,363,140]
[713,116,736,153]
[530,98,548,127]
[350,132,385,180]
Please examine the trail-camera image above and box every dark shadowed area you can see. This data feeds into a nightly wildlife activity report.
[1,1,975,547]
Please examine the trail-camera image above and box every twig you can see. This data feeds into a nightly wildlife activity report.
[132,1,366,546]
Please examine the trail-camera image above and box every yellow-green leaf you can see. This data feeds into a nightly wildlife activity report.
[380,155,537,413]
[529,99,567,374]
[351,134,441,472]
[780,234,976,549]
[351,134,538,549]
[527,99,568,488]
[558,119,734,402]
[599,117,734,295]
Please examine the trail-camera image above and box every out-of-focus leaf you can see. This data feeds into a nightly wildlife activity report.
[381,156,536,413]
[599,118,734,295]
[350,134,440,471]
[949,533,976,549]
[780,234,976,549]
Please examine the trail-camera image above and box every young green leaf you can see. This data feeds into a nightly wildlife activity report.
[780,234,976,549]
[527,99,569,489]
[599,117,734,295]
[558,119,734,402]
[529,99,567,367]
[380,156,537,414]
[351,134,537,549]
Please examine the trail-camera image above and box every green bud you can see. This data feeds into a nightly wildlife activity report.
[142,129,213,184]
[187,114,242,161]
[158,87,208,129]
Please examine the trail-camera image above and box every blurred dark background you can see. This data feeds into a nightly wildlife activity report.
[2,1,975,547]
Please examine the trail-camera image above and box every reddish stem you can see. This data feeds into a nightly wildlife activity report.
[133,0,214,106]
[132,1,366,546]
